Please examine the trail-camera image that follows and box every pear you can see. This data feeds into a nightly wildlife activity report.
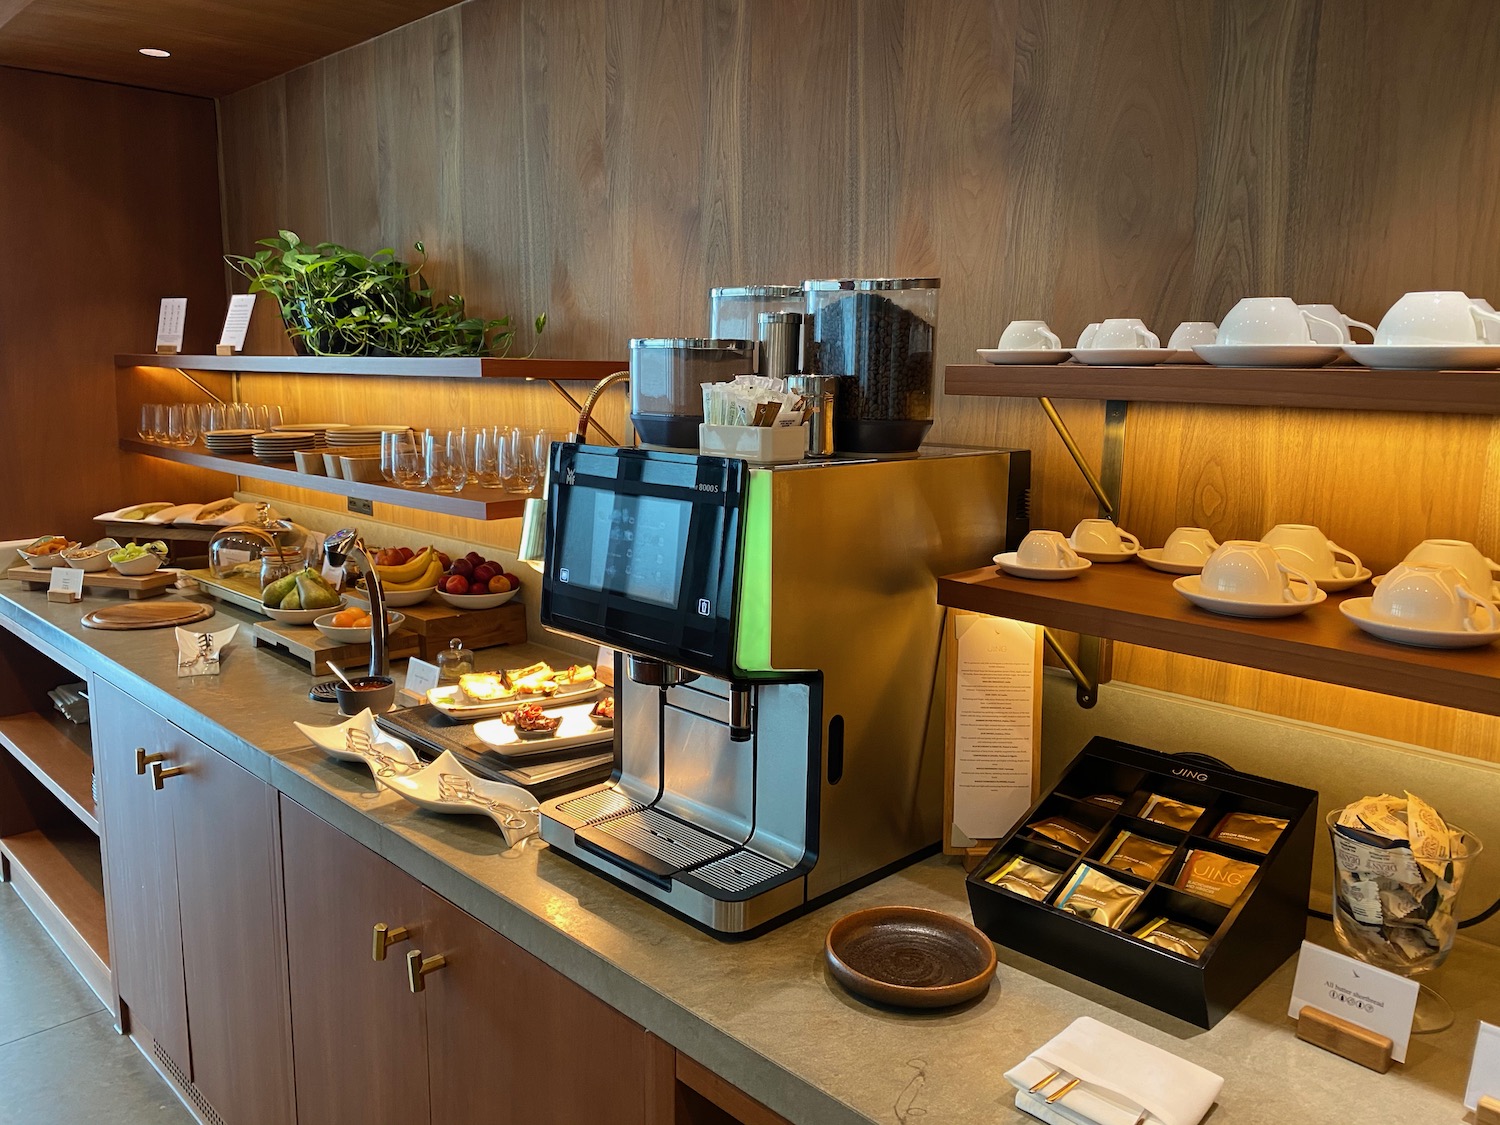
[296,572,341,610]
[279,587,303,610]
[261,573,299,608]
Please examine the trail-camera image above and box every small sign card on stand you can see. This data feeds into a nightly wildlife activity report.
[156,297,187,355]
[1468,1022,1500,1123]
[1288,940,1418,1073]
[47,567,84,603]
[217,293,256,356]
[400,658,441,706]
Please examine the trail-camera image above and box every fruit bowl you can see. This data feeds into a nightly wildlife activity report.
[314,610,406,644]
[19,539,76,569]
[63,548,113,573]
[111,552,164,576]
[436,587,519,610]
[263,598,347,625]
[354,584,436,608]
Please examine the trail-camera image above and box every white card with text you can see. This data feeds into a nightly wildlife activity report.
[403,659,441,700]
[48,567,85,598]
[1289,940,1418,1062]
[218,293,256,351]
[156,297,187,351]
[1467,1021,1500,1110]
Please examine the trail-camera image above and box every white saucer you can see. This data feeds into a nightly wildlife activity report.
[1173,575,1327,618]
[1342,343,1500,371]
[1073,544,1138,563]
[1340,597,1500,649]
[994,552,1092,580]
[976,348,1071,365]
[1193,344,1343,367]
[1170,349,1208,364]
[1069,348,1176,366]
[1308,566,1372,593]
[1137,548,1205,575]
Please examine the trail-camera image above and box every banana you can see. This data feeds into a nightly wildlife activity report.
[383,556,444,592]
[374,546,434,584]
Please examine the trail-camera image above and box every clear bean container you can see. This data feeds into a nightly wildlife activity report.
[709,285,804,368]
[803,278,940,454]
[628,338,755,450]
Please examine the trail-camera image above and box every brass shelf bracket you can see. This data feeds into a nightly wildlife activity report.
[1033,398,1130,708]
[539,377,622,447]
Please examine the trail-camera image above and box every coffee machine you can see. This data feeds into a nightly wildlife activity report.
[537,443,1029,934]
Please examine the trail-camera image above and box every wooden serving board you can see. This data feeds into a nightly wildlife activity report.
[346,590,526,658]
[82,600,215,630]
[250,618,421,676]
[7,564,177,600]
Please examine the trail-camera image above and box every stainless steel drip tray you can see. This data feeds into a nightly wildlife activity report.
[550,788,801,902]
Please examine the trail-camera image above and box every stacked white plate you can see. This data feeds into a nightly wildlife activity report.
[203,428,262,453]
[327,425,409,447]
[251,431,318,461]
[273,422,349,447]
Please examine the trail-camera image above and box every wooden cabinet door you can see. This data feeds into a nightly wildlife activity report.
[93,676,190,1074]
[421,888,673,1125]
[281,796,432,1125]
[169,733,296,1125]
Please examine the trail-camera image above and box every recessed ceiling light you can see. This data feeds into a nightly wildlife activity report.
[139,47,171,58]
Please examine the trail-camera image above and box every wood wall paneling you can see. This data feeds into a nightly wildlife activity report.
[215,0,1500,762]
[0,67,230,543]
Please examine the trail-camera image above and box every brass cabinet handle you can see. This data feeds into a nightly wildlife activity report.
[151,762,187,791]
[406,948,447,993]
[372,923,411,962]
[135,748,168,776]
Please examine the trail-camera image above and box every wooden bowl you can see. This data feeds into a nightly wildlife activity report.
[825,906,996,1009]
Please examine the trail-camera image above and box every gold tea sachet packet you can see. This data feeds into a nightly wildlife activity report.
[1141,794,1205,831]
[1209,812,1288,854]
[1083,793,1125,810]
[1135,917,1213,959]
[1025,815,1094,852]
[984,856,1064,901]
[1055,865,1143,928]
[1175,849,1258,906]
[1101,831,1175,880]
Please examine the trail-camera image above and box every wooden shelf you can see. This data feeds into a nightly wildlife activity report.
[938,562,1500,717]
[944,362,1500,415]
[116,353,625,380]
[1,822,110,1003]
[119,439,533,520]
[0,712,96,833]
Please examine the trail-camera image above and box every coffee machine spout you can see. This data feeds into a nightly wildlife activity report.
[728,684,752,743]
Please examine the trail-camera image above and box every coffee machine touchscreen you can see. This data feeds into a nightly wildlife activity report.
[560,489,689,608]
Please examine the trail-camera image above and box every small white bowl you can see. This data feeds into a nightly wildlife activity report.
[350,584,437,608]
[19,543,77,569]
[436,587,520,610]
[314,609,406,644]
[110,552,164,576]
[263,597,347,625]
[64,549,113,573]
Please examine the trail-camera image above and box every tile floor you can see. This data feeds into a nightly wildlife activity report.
[0,884,193,1125]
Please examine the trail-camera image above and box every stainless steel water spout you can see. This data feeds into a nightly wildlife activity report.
[324,529,388,677]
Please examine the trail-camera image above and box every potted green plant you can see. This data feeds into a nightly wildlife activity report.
[226,230,544,358]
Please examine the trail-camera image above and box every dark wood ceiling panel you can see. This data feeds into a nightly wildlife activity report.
[0,0,464,96]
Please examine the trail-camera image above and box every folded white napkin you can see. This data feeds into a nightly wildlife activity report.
[1003,1017,1223,1125]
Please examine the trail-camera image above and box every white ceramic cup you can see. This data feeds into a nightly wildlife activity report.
[1089,318,1159,350]
[1375,291,1500,346]
[1370,563,1500,632]
[1398,539,1500,595]
[1160,527,1220,564]
[1070,518,1141,554]
[1076,323,1101,349]
[1261,523,1361,580]
[998,320,1062,350]
[1299,304,1376,345]
[1216,297,1339,346]
[1168,322,1218,350]
[1199,540,1319,604]
[1015,530,1083,570]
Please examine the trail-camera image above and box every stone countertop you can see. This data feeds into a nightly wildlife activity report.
[1,582,1492,1125]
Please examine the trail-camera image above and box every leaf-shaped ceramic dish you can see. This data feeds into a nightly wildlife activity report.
[293,708,423,779]
[382,750,540,846]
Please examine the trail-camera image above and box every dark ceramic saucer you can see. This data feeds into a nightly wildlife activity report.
[825,906,996,1009]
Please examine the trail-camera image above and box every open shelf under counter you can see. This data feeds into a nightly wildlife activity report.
[0,711,96,833]
[944,361,1500,414]
[0,821,110,1003]
[116,353,626,380]
[938,561,1500,717]
[119,438,533,520]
